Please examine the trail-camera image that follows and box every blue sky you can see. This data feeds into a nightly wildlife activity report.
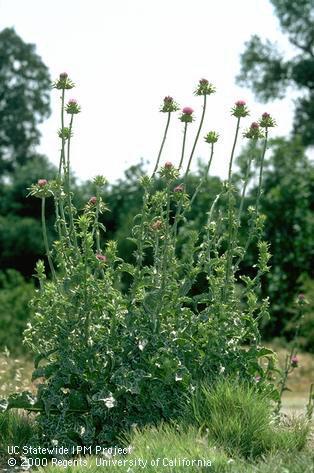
[0,0,296,182]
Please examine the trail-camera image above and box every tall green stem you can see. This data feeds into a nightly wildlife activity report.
[190,142,215,208]
[178,123,188,169]
[60,89,66,178]
[64,114,78,250]
[41,197,56,280]
[152,112,171,177]
[255,128,268,211]
[184,94,207,181]
[234,130,269,271]
[224,117,241,296]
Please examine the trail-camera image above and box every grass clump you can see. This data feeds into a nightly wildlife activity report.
[0,411,35,460]
[188,379,309,459]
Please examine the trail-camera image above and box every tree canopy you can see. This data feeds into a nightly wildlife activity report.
[237,0,314,146]
[0,27,51,175]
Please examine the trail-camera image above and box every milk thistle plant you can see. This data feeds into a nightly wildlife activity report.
[2,76,279,446]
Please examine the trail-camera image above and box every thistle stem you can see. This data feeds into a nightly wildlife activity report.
[152,112,171,177]
[184,94,207,181]
[178,123,188,169]
[41,197,56,280]
[224,117,241,294]
[234,129,269,271]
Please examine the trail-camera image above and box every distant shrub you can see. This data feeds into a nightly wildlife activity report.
[0,270,34,354]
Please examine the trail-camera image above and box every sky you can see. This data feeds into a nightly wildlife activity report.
[0,0,297,183]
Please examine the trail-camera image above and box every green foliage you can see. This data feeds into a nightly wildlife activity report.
[0,270,34,354]
[188,379,309,459]
[238,138,314,338]
[1,78,281,447]
[237,0,314,146]
[287,276,314,352]
[0,28,51,174]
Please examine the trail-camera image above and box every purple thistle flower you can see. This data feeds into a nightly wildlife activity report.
[96,254,107,262]
[182,106,194,115]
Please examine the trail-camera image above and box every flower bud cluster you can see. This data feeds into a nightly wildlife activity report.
[159,161,179,180]
[204,131,219,144]
[231,100,250,118]
[180,107,194,123]
[52,72,75,90]
[160,96,180,113]
[96,253,107,262]
[66,99,81,115]
[243,122,265,140]
[58,127,72,140]
[28,179,52,199]
[194,78,216,96]
[291,355,298,368]
[94,175,107,187]
[259,112,276,128]
[151,219,163,231]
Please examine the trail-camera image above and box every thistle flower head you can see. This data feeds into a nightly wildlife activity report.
[96,253,107,262]
[173,184,184,193]
[291,355,299,368]
[160,162,179,180]
[195,78,216,96]
[297,293,307,305]
[28,180,52,199]
[164,161,173,169]
[66,99,81,115]
[160,96,180,113]
[182,106,194,115]
[232,100,249,118]
[180,107,194,123]
[52,73,75,90]
[259,112,276,128]
[151,219,163,231]
[58,127,72,140]
[243,122,265,140]
[89,196,97,205]
[204,131,219,144]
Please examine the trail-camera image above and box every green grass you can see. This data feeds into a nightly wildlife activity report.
[35,424,313,473]
[0,411,35,465]
[0,375,312,472]
[187,379,309,459]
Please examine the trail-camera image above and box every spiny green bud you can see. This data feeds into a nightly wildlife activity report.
[65,99,81,115]
[27,180,53,199]
[204,131,219,143]
[52,72,75,90]
[231,100,249,118]
[94,175,107,187]
[243,122,265,140]
[140,175,152,188]
[159,162,179,180]
[259,112,276,128]
[58,127,72,140]
[194,78,216,96]
[160,96,180,113]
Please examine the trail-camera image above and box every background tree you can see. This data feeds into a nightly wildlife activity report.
[237,0,314,146]
[0,27,51,175]
[236,137,314,345]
